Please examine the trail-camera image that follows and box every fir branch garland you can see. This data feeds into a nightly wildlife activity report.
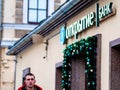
[62,36,97,90]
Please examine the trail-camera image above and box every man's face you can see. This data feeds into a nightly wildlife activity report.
[24,75,36,88]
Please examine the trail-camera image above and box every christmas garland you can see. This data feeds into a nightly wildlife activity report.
[62,36,97,90]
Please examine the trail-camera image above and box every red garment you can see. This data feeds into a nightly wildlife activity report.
[18,84,43,90]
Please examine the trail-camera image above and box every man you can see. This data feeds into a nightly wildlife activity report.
[18,73,43,90]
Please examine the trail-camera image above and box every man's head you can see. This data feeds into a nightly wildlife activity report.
[24,73,36,89]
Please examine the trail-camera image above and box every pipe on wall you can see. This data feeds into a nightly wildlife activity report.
[0,0,2,41]
[0,0,2,90]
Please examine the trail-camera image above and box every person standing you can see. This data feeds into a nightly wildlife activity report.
[18,73,43,90]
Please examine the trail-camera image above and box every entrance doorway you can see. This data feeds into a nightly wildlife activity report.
[110,38,120,90]
[71,56,86,90]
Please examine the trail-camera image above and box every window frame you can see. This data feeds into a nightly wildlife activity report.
[22,67,31,84]
[23,0,54,24]
[27,0,48,24]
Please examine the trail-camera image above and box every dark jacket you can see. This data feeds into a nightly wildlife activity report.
[18,84,43,90]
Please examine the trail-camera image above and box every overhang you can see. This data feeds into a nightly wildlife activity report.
[7,0,98,55]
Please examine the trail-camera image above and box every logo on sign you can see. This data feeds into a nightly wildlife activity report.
[60,26,66,44]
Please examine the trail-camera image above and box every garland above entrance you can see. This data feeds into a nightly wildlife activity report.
[62,35,97,90]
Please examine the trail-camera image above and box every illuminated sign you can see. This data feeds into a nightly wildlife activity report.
[60,2,115,44]
[66,12,95,39]
[60,26,66,44]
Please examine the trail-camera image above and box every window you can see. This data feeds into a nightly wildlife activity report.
[55,62,62,90]
[28,0,48,24]
[23,0,54,24]
[22,67,31,84]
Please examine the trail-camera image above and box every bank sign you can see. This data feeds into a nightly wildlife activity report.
[60,2,114,44]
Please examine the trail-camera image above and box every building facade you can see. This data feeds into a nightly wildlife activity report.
[7,0,120,90]
[0,0,62,90]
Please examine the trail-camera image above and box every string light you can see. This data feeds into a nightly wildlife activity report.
[62,36,97,90]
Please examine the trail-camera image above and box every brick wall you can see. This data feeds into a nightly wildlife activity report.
[15,0,31,38]
[16,0,23,23]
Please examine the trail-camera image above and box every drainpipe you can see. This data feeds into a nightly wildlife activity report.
[0,0,2,39]
[14,57,17,90]
[0,0,2,89]
[0,0,2,42]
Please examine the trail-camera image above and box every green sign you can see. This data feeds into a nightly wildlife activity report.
[60,2,114,44]
[66,12,95,39]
